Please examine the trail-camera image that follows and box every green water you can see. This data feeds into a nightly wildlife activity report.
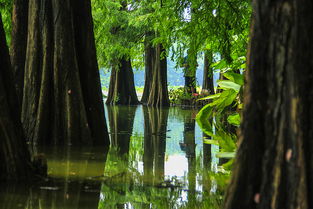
[0,105,229,209]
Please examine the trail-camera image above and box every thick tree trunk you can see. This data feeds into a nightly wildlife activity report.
[10,0,29,107]
[224,1,313,209]
[147,44,170,107]
[141,33,155,104]
[0,16,32,181]
[202,51,215,95]
[22,0,109,146]
[106,59,139,105]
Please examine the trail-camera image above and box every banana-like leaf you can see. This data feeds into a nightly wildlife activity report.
[217,80,241,92]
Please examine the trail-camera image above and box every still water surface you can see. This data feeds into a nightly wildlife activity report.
[0,105,229,209]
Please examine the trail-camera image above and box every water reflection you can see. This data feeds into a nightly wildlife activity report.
[0,105,228,209]
[100,105,226,208]
[0,146,108,209]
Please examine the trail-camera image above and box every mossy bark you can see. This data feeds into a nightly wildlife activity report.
[22,0,109,146]
[147,44,170,107]
[224,1,313,208]
[106,59,139,105]
[0,16,32,181]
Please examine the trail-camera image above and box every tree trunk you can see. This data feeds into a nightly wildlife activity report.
[224,1,313,208]
[202,51,215,95]
[22,0,109,146]
[0,15,32,181]
[10,0,29,107]
[183,52,197,95]
[147,44,170,107]
[106,59,139,105]
[141,32,155,104]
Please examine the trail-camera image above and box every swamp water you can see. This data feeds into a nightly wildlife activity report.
[0,105,229,209]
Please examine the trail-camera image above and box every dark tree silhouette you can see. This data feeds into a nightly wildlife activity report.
[21,0,109,146]
[225,1,313,208]
[0,15,32,181]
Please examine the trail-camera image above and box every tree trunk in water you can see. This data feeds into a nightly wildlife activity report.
[22,0,109,146]
[10,0,29,107]
[141,33,155,104]
[147,44,170,107]
[143,106,154,182]
[183,117,196,206]
[0,16,32,181]
[143,106,168,184]
[107,105,137,156]
[106,59,139,105]
[224,1,313,208]
[202,51,214,95]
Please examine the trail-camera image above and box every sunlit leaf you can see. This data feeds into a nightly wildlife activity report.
[217,80,241,92]
[223,72,244,86]
[210,89,238,112]
[227,113,240,126]
[196,104,213,136]
[216,152,236,159]
[197,93,221,101]
[203,139,219,145]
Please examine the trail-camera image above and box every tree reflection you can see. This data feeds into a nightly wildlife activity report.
[143,106,168,185]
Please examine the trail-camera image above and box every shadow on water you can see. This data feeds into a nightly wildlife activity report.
[0,105,229,209]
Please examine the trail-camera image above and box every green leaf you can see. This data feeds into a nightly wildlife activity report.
[211,59,227,69]
[223,72,244,86]
[227,113,240,126]
[214,130,237,152]
[203,139,219,145]
[209,89,238,112]
[216,152,236,159]
[217,80,241,92]
[198,93,221,101]
[196,104,213,136]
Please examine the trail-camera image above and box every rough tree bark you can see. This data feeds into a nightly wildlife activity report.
[141,32,155,104]
[22,0,109,146]
[147,44,170,107]
[0,15,32,181]
[106,59,139,105]
[224,1,313,208]
[202,51,215,95]
[10,0,29,107]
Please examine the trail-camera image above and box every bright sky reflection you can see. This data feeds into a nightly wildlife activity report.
[165,154,188,177]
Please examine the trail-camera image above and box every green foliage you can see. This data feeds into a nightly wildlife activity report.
[168,87,191,104]
[92,0,145,69]
[196,69,244,161]
[91,0,251,76]
[0,0,12,45]
[227,113,240,126]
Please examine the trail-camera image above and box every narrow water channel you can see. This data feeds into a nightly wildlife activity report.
[0,105,229,209]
